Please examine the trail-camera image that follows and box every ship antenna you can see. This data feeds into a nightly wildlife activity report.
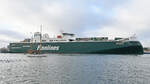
[39,24,43,53]
[40,24,42,35]
[40,24,42,42]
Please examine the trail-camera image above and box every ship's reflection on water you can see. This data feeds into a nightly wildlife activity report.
[0,53,150,84]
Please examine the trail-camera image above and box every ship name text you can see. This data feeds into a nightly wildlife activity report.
[37,45,60,51]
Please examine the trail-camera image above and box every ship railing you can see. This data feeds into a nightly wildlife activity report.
[128,35,137,41]
[117,38,129,41]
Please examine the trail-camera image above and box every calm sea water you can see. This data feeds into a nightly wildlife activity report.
[0,53,150,84]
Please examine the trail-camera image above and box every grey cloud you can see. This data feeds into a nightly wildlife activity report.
[0,29,25,39]
[0,0,124,34]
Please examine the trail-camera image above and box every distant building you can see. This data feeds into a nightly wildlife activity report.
[144,47,150,52]
[0,47,9,53]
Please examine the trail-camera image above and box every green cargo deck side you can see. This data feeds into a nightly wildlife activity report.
[9,41,143,54]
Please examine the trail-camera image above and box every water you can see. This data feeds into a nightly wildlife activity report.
[0,53,150,84]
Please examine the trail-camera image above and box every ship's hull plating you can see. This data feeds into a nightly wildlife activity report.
[9,41,144,54]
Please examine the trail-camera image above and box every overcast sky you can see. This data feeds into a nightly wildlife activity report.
[0,0,150,47]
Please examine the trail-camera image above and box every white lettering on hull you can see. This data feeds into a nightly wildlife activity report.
[11,47,21,49]
[22,45,30,47]
[37,45,60,51]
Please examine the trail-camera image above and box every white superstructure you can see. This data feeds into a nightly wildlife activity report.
[21,32,134,43]
[30,32,75,43]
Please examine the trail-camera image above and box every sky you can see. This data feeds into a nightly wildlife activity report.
[0,0,150,47]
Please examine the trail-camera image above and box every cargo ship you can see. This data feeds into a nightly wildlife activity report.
[8,32,144,54]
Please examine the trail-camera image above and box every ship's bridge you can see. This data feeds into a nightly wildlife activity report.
[30,32,76,43]
[31,32,42,43]
[62,33,76,41]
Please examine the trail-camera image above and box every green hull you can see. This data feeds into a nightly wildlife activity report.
[8,41,144,54]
